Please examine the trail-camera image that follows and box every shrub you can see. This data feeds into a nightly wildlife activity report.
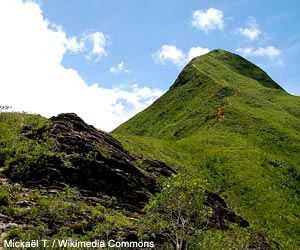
[143,174,209,250]
[0,190,10,206]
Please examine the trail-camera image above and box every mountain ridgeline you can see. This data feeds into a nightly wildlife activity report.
[113,49,300,247]
[114,49,294,138]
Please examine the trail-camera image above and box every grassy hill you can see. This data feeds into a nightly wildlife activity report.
[0,112,256,249]
[113,49,300,248]
[0,112,177,248]
[1,49,299,249]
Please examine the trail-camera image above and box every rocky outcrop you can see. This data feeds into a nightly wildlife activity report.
[204,191,249,229]
[5,113,175,210]
[3,113,251,224]
[1,113,263,247]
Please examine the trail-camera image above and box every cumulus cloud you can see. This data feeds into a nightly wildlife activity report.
[236,18,261,40]
[152,45,186,66]
[192,8,224,32]
[63,30,108,61]
[64,36,86,53]
[188,47,210,61]
[83,32,108,62]
[236,46,281,57]
[109,62,130,74]
[44,24,108,61]
[0,0,163,131]
[153,45,210,66]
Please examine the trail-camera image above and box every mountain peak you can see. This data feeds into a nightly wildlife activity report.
[114,49,291,139]
[113,50,300,249]
[171,49,284,91]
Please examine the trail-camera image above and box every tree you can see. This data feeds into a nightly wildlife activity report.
[144,174,210,250]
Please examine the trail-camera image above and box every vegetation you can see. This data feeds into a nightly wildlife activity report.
[0,112,138,249]
[0,183,135,250]
[113,49,300,248]
[143,175,209,250]
[1,49,300,249]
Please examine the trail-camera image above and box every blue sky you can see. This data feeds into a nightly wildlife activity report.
[0,0,299,131]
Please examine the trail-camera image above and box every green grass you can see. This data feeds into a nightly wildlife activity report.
[112,49,300,248]
[0,112,52,166]
[0,113,139,249]
[1,49,300,249]
[1,184,136,250]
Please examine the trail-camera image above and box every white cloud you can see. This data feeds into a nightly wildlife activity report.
[152,45,186,66]
[188,47,210,61]
[192,8,224,32]
[113,84,164,112]
[109,62,130,74]
[236,46,281,57]
[0,0,163,131]
[153,45,210,66]
[64,36,86,53]
[63,30,108,61]
[84,32,108,62]
[236,18,261,40]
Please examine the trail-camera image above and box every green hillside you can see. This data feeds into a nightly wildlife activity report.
[0,112,255,249]
[113,49,300,248]
[1,49,299,249]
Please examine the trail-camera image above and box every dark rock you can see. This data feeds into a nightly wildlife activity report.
[4,113,251,236]
[204,191,250,229]
[6,113,175,211]
[140,159,176,177]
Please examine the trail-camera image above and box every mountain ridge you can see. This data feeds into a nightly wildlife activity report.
[112,49,300,248]
[171,49,284,91]
[113,49,298,139]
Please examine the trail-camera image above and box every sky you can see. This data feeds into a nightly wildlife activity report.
[0,0,299,131]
